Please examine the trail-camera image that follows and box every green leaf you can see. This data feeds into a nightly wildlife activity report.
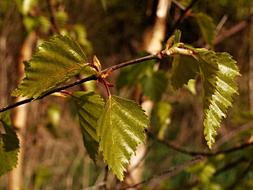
[165,30,181,49]
[197,49,240,148]
[195,12,216,46]
[140,71,168,102]
[0,112,19,176]
[12,35,95,99]
[73,91,105,161]
[171,55,199,90]
[174,30,182,44]
[97,96,148,180]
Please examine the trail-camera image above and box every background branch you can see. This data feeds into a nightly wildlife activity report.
[102,166,109,190]
[214,157,248,176]
[147,130,253,156]
[225,160,253,190]
[170,0,200,34]
[214,13,253,45]
[172,0,186,11]
[46,0,60,34]
[83,182,106,190]
[124,156,204,189]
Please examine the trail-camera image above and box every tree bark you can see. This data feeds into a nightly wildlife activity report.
[8,32,37,190]
[249,4,253,111]
[143,0,171,53]
[126,0,172,186]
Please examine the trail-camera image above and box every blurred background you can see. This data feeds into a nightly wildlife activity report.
[0,0,253,189]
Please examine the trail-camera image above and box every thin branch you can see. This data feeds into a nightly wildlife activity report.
[83,182,106,190]
[124,143,253,189]
[147,130,253,156]
[225,160,253,190]
[214,13,253,45]
[102,166,109,190]
[0,54,160,113]
[171,0,200,33]
[214,157,248,176]
[123,156,204,190]
[214,124,253,149]
[46,0,60,34]
[0,98,33,113]
[215,15,228,34]
[102,54,158,73]
[0,75,96,113]
[82,166,109,190]
[172,0,186,11]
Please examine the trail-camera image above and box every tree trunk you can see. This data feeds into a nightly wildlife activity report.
[249,4,253,111]
[8,32,37,190]
[143,0,171,53]
[126,0,172,186]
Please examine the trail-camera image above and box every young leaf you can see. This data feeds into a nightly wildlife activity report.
[195,12,216,47]
[97,96,148,180]
[73,91,105,161]
[0,112,19,176]
[12,35,95,99]
[171,55,199,90]
[197,49,240,148]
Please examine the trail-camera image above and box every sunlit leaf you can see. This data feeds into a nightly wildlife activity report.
[97,96,148,180]
[173,44,240,148]
[197,49,240,148]
[12,35,95,99]
[0,112,19,176]
[73,91,105,161]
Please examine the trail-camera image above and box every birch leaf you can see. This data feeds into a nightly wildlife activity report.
[197,49,240,148]
[73,91,104,161]
[0,112,19,176]
[12,35,95,99]
[97,96,148,180]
